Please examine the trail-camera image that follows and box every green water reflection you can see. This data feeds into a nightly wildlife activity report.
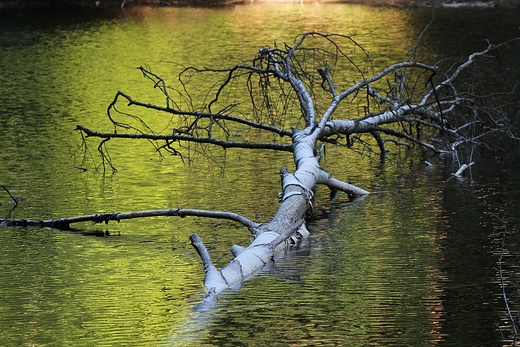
[1,3,519,347]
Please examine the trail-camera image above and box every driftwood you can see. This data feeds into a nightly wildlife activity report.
[2,33,519,302]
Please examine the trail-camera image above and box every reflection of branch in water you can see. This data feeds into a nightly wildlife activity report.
[167,305,217,347]
[490,212,518,345]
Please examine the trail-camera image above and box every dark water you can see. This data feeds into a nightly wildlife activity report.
[1,4,520,346]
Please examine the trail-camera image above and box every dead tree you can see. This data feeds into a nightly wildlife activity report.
[2,33,519,303]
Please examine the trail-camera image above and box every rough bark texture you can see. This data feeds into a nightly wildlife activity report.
[190,150,366,301]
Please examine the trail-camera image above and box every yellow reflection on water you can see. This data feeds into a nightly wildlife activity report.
[0,3,455,346]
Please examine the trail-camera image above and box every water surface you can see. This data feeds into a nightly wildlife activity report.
[1,4,520,346]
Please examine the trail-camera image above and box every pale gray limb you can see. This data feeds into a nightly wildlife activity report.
[454,162,475,177]
[316,170,370,196]
[191,219,305,303]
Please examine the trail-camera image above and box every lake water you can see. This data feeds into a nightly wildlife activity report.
[1,3,520,346]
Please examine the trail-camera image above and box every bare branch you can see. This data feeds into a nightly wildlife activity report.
[374,126,441,153]
[13,31,516,301]
[313,62,437,138]
[138,66,172,109]
[315,169,370,196]
[76,125,293,152]
[107,90,292,138]
[0,208,259,231]
[0,185,20,207]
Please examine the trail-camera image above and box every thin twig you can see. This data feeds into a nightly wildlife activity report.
[489,212,518,344]
[0,185,19,207]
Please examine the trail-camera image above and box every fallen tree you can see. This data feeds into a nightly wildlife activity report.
[2,32,519,303]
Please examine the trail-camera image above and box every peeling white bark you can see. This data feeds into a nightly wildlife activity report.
[191,220,307,301]
[454,162,475,177]
[191,122,370,301]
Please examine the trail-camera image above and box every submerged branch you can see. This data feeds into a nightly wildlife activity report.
[192,218,306,302]
[0,208,259,230]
